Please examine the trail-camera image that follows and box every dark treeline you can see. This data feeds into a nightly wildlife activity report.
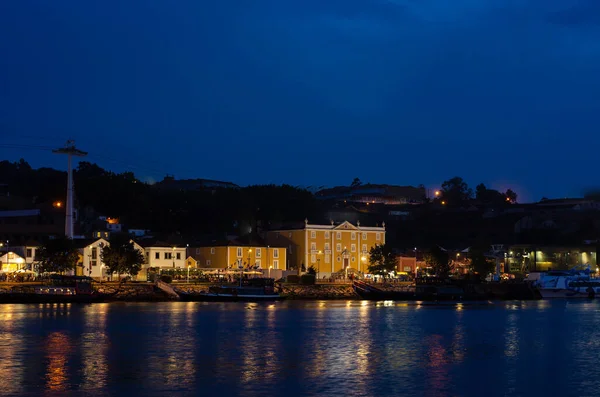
[0,159,320,237]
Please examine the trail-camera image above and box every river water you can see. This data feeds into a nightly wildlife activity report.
[1,300,599,396]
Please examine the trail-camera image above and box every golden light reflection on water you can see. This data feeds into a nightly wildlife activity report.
[0,305,24,395]
[80,304,109,391]
[424,334,451,397]
[45,331,72,392]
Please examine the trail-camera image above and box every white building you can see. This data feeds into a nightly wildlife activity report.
[142,243,187,269]
[13,241,41,270]
[0,251,26,272]
[77,238,145,279]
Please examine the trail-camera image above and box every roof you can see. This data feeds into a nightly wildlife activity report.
[0,209,40,218]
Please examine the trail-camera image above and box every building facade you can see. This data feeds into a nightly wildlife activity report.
[190,245,287,270]
[265,220,386,274]
[143,243,187,269]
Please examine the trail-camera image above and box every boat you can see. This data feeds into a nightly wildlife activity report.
[529,269,600,299]
[353,280,485,301]
[0,275,116,304]
[176,277,283,302]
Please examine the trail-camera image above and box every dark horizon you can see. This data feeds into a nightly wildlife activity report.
[2,1,600,203]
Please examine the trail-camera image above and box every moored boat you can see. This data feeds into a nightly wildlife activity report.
[176,278,283,302]
[0,275,116,304]
[529,269,600,299]
[353,280,485,301]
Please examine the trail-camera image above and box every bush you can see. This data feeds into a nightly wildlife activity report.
[159,275,173,284]
[300,274,315,285]
[286,275,300,284]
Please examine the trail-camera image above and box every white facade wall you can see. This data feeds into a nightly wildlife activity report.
[145,247,187,269]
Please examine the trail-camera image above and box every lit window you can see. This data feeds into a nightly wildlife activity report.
[351,232,356,240]
[325,232,330,239]
[325,255,330,263]
[256,248,261,257]
[325,243,330,251]
[273,260,279,269]
[362,244,367,252]
[336,244,341,252]
[311,254,316,263]
[311,231,316,239]
[351,244,356,252]
[311,242,317,251]
[337,232,341,240]
[376,233,381,241]
[362,233,367,240]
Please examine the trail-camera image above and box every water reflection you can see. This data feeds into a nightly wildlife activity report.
[0,301,600,396]
[44,332,72,392]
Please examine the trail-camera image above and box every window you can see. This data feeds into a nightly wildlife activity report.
[206,260,212,266]
[273,260,279,269]
[26,248,32,258]
[311,242,317,251]
[337,257,341,262]
[351,244,356,252]
[311,231,316,239]
[337,232,341,240]
[256,248,261,258]
[336,243,341,252]
[164,252,172,260]
[352,257,356,262]
[91,247,97,260]
[325,232,330,239]
[196,248,201,254]
[91,260,97,267]
[273,249,279,258]
[325,243,330,251]
[351,232,356,240]
[376,233,381,241]
[362,232,367,240]
[325,254,330,263]
[155,252,160,259]
[237,247,243,257]
[256,259,261,267]
[210,248,215,255]
[311,254,316,263]
[362,244,367,253]
[176,252,181,260]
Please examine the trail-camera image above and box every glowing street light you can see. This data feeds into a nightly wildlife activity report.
[434,191,440,197]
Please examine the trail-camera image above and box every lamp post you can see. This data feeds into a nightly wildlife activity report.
[269,265,272,278]
[317,250,322,281]
[187,265,190,283]
[172,247,175,268]
[88,254,92,277]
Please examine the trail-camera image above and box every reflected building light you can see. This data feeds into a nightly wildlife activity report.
[45,332,72,392]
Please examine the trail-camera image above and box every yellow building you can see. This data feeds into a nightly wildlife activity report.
[265,220,386,274]
[190,244,287,270]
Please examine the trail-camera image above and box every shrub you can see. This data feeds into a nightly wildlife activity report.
[286,275,300,284]
[159,275,173,284]
[300,274,315,285]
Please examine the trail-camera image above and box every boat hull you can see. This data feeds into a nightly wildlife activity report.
[539,288,599,299]
[0,293,113,304]
[177,292,284,302]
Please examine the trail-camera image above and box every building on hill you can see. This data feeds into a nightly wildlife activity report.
[265,219,386,275]
[316,184,426,205]
[153,176,239,191]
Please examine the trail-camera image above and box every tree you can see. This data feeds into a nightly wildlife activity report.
[351,177,362,188]
[504,189,517,203]
[368,244,397,278]
[440,177,472,205]
[307,265,317,275]
[475,183,507,205]
[101,234,145,277]
[468,248,495,278]
[36,237,80,274]
[423,246,450,278]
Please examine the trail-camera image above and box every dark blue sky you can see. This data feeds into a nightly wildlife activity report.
[1,1,599,202]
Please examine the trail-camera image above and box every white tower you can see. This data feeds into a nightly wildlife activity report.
[53,140,87,239]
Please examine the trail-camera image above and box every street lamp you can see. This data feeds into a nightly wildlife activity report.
[172,247,176,268]
[269,265,272,278]
[317,250,322,281]
[187,265,190,283]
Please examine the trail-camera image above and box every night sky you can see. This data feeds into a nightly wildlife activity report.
[1,1,599,202]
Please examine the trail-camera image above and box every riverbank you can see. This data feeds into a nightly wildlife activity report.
[0,281,538,301]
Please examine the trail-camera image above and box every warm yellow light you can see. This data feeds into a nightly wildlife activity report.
[456,253,460,257]
[248,249,252,253]
[318,250,322,254]
[441,201,446,205]
[53,201,63,208]
[269,266,273,269]
[361,256,367,262]
[506,197,510,202]
[434,191,440,196]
